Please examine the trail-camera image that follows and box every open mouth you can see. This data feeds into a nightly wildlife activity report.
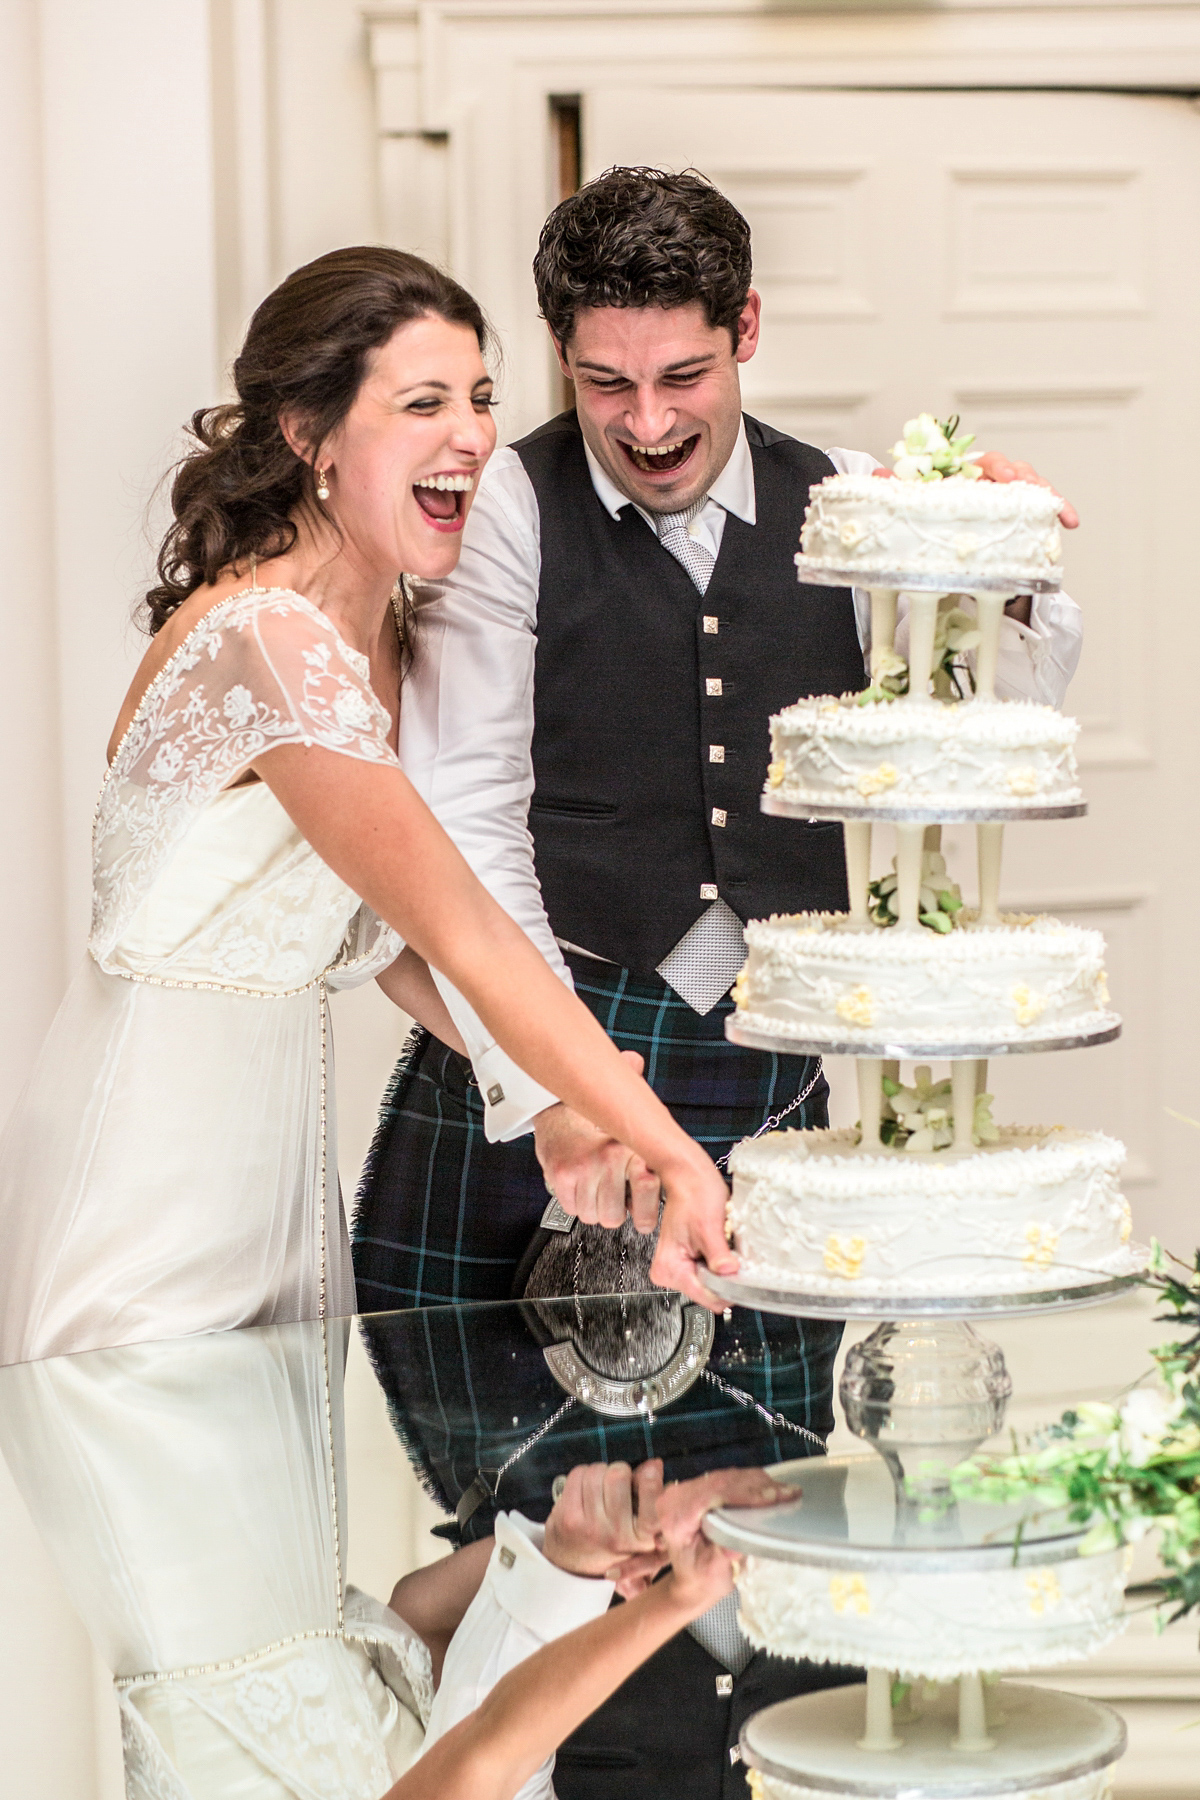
[619,436,699,477]
[413,471,474,530]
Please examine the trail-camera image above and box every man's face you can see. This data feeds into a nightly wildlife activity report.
[556,294,761,514]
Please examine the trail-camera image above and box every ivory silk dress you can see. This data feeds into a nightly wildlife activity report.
[0,584,405,1365]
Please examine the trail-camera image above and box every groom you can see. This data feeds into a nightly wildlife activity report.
[352,167,1081,1317]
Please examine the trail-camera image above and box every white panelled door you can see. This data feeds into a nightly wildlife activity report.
[586,88,1200,1252]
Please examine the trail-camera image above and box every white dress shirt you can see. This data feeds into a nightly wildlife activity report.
[421,1510,616,1800]
[400,421,1084,1141]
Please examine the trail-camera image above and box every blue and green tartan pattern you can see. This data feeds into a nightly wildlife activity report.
[352,949,831,1310]
[350,952,844,1504]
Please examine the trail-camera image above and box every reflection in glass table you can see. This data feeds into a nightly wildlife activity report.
[0,1298,860,1800]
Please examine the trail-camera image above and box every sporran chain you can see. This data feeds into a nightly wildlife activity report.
[715,1057,824,1171]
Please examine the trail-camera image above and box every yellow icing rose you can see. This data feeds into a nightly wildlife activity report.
[1025,1569,1061,1615]
[824,1234,867,1279]
[856,762,898,799]
[1118,1200,1133,1245]
[1023,1223,1058,1270]
[766,759,786,789]
[1011,983,1046,1027]
[731,969,749,1008]
[1096,969,1110,1007]
[835,985,874,1028]
[1006,768,1042,797]
[829,1574,870,1616]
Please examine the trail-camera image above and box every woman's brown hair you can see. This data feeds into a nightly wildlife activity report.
[144,246,490,634]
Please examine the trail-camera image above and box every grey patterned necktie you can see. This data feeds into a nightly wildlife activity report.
[688,1589,753,1676]
[654,497,717,594]
[651,498,748,1014]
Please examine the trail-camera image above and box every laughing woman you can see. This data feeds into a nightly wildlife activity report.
[0,248,734,1365]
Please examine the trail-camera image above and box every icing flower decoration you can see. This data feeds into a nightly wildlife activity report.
[891,413,984,483]
[856,762,898,799]
[823,1234,867,1280]
[1025,1570,1062,1615]
[766,759,786,789]
[835,985,874,1029]
[1023,1222,1059,1270]
[829,1573,871,1614]
[1011,983,1047,1027]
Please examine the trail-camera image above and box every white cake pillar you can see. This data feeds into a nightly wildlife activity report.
[951,1060,979,1151]
[972,593,1007,702]
[977,823,1004,927]
[857,1058,884,1149]
[844,822,872,925]
[954,1670,996,1752]
[894,823,924,929]
[858,1667,901,1752]
[869,588,899,678]
[903,590,940,701]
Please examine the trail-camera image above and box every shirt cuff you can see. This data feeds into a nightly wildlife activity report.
[489,1512,616,1638]
[472,1044,561,1143]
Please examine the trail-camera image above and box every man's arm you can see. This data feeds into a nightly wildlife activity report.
[826,445,1084,708]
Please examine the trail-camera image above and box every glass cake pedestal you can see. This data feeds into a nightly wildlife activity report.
[701,1261,1147,1322]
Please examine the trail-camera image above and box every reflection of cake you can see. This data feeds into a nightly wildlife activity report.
[736,1544,1127,1679]
[733,912,1115,1050]
[766,694,1081,815]
[798,473,1063,586]
[726,1128,1136,1297]
[750,1763,1114,1800]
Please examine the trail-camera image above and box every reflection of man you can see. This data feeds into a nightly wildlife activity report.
[353,166,1081,1314]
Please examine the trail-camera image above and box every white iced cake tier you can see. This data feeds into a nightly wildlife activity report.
[726,1128,1137,1297]
[766,694,1081,814]
[736,1546,1128,1681]
[751,1772,1113,1800]
[798,472,1063,585]
[733,912,1115,1050]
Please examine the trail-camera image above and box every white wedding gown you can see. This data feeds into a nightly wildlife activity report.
[0,1319,434,1799]
[0,584,405,1365]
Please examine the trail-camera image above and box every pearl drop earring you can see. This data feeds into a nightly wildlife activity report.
[316,466,331,501]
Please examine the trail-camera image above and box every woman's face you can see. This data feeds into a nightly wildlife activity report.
[320,313,497,581]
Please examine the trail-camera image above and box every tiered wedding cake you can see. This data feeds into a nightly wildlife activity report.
[702,415,1141,1800]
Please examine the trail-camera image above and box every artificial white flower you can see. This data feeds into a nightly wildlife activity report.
[1118,1387,1184,1468]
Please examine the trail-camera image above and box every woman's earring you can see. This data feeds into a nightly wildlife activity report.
[315,466,331,501]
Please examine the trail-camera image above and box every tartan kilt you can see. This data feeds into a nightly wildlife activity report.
[350,952,843,1452]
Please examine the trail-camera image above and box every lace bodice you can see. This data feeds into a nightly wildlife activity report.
[91,588,404,994]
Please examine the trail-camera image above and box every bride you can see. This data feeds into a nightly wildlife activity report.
[0,246,735,1366]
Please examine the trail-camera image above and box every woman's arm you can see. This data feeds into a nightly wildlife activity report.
[381,1466,791,1800]
[377,947,468,1055]
[255,742,734,1308]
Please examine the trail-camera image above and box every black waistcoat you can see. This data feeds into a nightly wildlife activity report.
[515,411,864,979]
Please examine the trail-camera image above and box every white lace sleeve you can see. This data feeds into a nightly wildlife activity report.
[92,588,400,962]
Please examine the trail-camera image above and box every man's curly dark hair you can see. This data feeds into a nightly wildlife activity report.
[533,166,753,351]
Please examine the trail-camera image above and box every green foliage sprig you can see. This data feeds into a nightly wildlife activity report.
[950,1247,1200,1636]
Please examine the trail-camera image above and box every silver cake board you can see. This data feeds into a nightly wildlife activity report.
[700,1258,1148,1323]
[741,1682,1124,1797]
[703,1453,1090,1573]
[724,1014,1122,1061]
[760,794,1088,825]
[793,556,1064,596]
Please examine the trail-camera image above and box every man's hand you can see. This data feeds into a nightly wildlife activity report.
[543,1459,665,1595]
[872,448,1078,529]
[533,1052,663,1232]
[972,450,1079,530]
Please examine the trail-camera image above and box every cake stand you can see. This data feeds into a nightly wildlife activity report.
[700,536,1136,1796]
[741,1683,1125,1799]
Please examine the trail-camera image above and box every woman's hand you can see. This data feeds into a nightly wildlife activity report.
[647,1466,799,1620]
